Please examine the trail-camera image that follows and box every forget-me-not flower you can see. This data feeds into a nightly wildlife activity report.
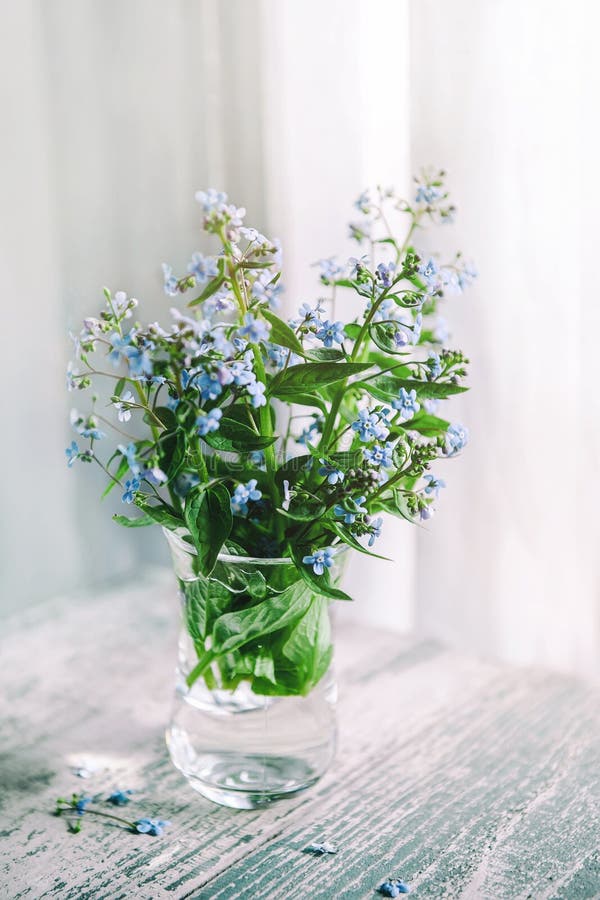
[122,478,140,504]
[187,252,219,285]
[445,423,469,456]
[118,442,141,475]
[363,442,394,468]
[302,547,335,576]
[108,332,133,366]
[238,313,271,344]
[161,263,179,296]
[318,459,345,485]
[351,408,391,442]
[367,516,383,547]
[231,479,262,517]
[134,818,171,837]
[247,380,267,408]
[315,319,345,348]
[392,388,420,422]
[65,441,79,467]
[196,408,223,436]
[114,390,135,423]
[334,495,367,525]
[107,790,133,807]
[416,184,442,205]
[423,474,446,497]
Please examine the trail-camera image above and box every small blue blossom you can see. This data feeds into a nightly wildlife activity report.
[302,547,335,576]
[196,408,223,436]
[419,504,435,522]
[393,328,410,349]
[318,459,345,485]
[108,332,132,366]
[363,442,394,468]
[65,441,79,467]
[238,313,271,344]
[348,255,369,279]
[187,252,219,285]
[79,420,106,440]
[378,879,411,897]
[315,257,343,283]
[416,183,442,205]
[117,442,141,475]
[423,398,440,415]
[161,263,179,296]
[134,818,171,837]
[315,319,345,348]
[367,516,383,547]
[298,416,324,446]
[114,390,135,423]
[445,423,469,456]
[289,301,325,330]
[392,388,420,422]
[195,188,228,213]
[122,478,140,504]
[250,450,265,467]
[247,380,267,408]
[251,270,283,308]
[107,790,133,807]
[424,474,446,497]
[354,190,371,214]
[230,356,256,386]
[196,369,224,402]
[231,479,262,517]
[427,352,442,380]
[142,466,168,486]
[127,344,154,378]
[166,395,180,411]
[417,257,439,289]
[334,495,367,525]
[75,796,92,816]
[351,408,391,442]
[376,262,395,288]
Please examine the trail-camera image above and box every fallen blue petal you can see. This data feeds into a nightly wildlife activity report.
[378,879,411,896]
[304,842,337,855]
[107,789,134,807]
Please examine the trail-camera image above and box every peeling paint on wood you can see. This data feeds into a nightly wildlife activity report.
[0,573,598,899]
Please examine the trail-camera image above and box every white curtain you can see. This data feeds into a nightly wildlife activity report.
[4,0,598,680]
[410,0,600,681]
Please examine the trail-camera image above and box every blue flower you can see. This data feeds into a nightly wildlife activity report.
[363,443,394,468]
[196,408,223,436]
[376,262,395,288]
[290,301,325,330]
[107,790,133,807]
[142,466,168,486]
[302,547,335,576]
[419,504,435,521]
[196,370,224,402]
[134,818,171,836]
[117,442,141,475]
[231,479,262,517]
[161,263,179,296]
[108,332,133,366]
[247,380,266,408]
[122,478,140,504]
[252,271,283,308]
[195,188,228,213]
[334,495,367,525]
[238,313,271,344]
[427,352,442,380]
[351,408,391,442]
[65,441,79,467]
[423,398,439,414]
[74,796,92,816]
[354,190,371,214]
[423,474,446,497]
[393,328,410,349]
[187,252,219,285]
[378,879,411,897]
[315,319,345,348]
[445,423,469,456]
[127,344,154,378]
[367,516,383,547]
[416,184,442,205]
[392,388,420,422]
[298,416,324,446]
[79,419,106,440]
[166,395,180,411]
[318,459,344,485]
[315,257,343,283]
[417,257,439,288]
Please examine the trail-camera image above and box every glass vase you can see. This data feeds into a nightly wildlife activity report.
[163,528,341,809]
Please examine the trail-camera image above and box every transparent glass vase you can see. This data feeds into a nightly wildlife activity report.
[163,529,341,809]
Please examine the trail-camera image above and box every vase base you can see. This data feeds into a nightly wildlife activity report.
[167,740,322,809]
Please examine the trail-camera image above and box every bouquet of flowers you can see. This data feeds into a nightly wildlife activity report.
[66,170,474,697]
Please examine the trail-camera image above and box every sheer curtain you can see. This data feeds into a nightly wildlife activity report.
[410,0,600,680]
[4,0,598,680]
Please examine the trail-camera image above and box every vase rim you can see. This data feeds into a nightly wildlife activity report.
[162,526,347,566]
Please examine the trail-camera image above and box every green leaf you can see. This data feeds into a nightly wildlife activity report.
[112,513,154,528]
[364,374,468,402]
[329,522,392,561]
[283,392,328,414]
[400,412,450,436]
[260,308,305,355]
[304,348,346,362]
[101,455,129,498]
[344,323,362,341]
[181,575,232,642]
[153,406,177,430]
[270,362,371,397]
[369,321,412,355]
[281,596,332,694]
[203,417,278,453]
[114,377,126,397]
[212,579,312,654]
[135,500,183,530]
[184,484,232,576]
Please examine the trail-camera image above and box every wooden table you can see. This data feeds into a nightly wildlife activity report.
[1,573,599,899]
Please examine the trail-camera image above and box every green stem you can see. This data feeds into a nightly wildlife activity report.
[57,804,136,830]
[185,650,215,688]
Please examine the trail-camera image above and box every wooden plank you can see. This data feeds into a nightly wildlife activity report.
[0,573,598,899]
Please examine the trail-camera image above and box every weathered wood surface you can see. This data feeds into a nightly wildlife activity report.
[1,572,599,900]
